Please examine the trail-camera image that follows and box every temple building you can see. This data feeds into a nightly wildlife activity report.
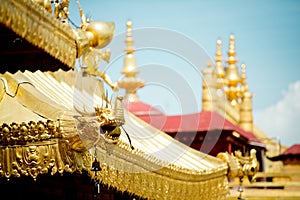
[266,144,300,184]
[120,34,266,170]
[117,17,300,198]
[0,0,251,199]
[268,144,300,165]
[1,0,299,199]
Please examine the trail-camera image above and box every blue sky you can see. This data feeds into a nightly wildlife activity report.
[69,0,300,147]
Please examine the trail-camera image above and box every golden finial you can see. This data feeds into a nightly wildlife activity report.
[223,35,242,106]
[118,20,144,102]
[241,64,247,86]
[224,34,241,87]
[226,35,238,65]
[240,93,254,132]
[215,39,225,79]
[239,63,253,131]
[207,60,212,68]
[76,0,89,30]
[240,63,249,95]
[121,20,138,76]
[125,20,135,54]
[201,60,218,111]
[215,40,222,63]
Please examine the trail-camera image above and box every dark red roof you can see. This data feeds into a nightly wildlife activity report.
[145,111,260,142]
[124,101,260,143]
[282,144,300,155]
[123,101,165,116]
[267,144,300,161]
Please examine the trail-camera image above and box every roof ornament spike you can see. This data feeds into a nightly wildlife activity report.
[76,0,89,30]
[226,35,238,65]
[215,39,225,79]
[121,20,138,76]
[201,60,218,111]
[241,64,247,86]
[117,20,144,102]
[239,64,254,132]
[240,63,249,94]
[207,60,212,68]
[224,34,241,87]
[125,20,135,55]
[215,39,222,63]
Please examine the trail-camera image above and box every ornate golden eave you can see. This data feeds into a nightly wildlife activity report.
[1,70,229,199]
[0,119,92,180]
[0,0,77,72]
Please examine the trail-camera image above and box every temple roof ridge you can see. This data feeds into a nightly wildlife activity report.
[0,70,228,199]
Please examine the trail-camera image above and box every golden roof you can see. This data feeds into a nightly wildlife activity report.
[0,0,77,72]
[0,70,229,199]
[0,0,115,74]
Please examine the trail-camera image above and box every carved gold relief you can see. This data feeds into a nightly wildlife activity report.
[0,120,61,145]
[1,140,61,180]
[0,0,77,68]
[0,120,92,180]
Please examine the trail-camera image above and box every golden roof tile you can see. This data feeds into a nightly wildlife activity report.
[0,70,229,199]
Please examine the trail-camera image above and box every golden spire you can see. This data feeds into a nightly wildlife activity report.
[240,92,254,132]
[118,21,144,102]
[223,35,242,106]
[226,35,238,65]
[125,21,134,53]
[225,35,241,87]
[215,39,225,79]
[201,60,218,111]
[239,64,253,132]
[241,63,249,93]
[121,20,138,75]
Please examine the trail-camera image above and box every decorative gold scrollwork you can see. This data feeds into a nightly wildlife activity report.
[0,120,61,145]
[0,120,92,180]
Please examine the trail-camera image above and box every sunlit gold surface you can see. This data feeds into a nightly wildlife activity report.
[202,36,289,163]
[32,0,52,13]
[81,48,118,91]
[203,36,277,158]
[0,0,77,69]
[217,149,259,182]
[224,35,242,106]
[0,70,229,199]
[118,21,145,102]
[215,40,226,82]
[239,64,254,132]
[218,149,260,199]
[0,120,61,145]
[0,120,92,180]
[0,0,289,199]
[0,0,116,71]
[94,95,124,143]
[201,60,218,111]
[85,21,115,48]
[53,0,70,23]
[202,35,289,164]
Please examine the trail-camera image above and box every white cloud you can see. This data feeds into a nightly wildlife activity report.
[253,81,300,147]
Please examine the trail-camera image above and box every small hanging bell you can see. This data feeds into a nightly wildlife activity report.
[91,158,102,172]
